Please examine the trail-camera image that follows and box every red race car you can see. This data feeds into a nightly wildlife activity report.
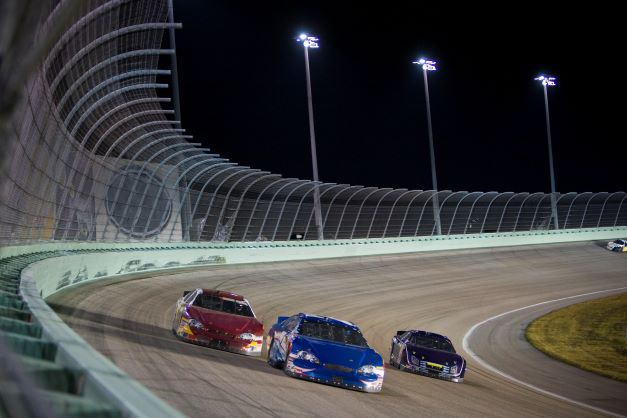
[172,288,264,356]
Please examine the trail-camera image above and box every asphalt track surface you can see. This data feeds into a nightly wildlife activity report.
[47,242,627,417]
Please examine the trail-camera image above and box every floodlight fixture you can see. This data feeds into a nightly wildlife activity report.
[297,33,319,48]
[535,75,556,86]
[413,58,437,71]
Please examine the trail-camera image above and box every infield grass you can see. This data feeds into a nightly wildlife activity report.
[526,293,627,382]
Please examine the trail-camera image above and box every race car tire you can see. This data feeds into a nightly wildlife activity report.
[398,349,407,371]
[171,317,181,337]
[389,347,397,368]
[171,315,180,334]
[281,339,291,371]
[267,339,280,368]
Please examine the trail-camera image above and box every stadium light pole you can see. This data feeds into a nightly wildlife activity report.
[297,33,324,240]
[413,58,442,235]
[534,75,559,230]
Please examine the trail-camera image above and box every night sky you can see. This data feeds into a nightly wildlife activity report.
[164,2,624,194]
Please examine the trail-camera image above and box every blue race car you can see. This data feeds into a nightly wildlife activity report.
[266,313,384,393]
[390,330,466,382]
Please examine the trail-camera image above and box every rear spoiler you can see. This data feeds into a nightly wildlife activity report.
[277,316,289,325]
[396,330,408,336]
[183,290,191,297]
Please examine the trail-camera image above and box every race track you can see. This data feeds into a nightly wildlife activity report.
[47,242,627,417]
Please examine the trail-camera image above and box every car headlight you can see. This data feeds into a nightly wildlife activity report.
[188,319,203,330]
[357,365,376,375]
[295,350,320,364]
[450,365,458,374]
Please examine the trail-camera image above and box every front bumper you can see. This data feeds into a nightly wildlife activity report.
[284,357,384,393]
[403,361,463,382]
[175,323,262,356]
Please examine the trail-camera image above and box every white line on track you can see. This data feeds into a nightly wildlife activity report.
[462,286,627,418]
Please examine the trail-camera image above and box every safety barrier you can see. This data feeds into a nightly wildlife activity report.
[14,226,627,300]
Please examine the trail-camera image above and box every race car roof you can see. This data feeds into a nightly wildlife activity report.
[409,329,451,341]
[300,313,357,329]
[199,288,245,301]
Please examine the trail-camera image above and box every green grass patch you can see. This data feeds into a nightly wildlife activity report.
[526,293,627,382]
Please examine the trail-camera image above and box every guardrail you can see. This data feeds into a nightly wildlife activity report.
[1,226,625,417]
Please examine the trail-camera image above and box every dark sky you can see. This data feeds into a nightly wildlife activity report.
[165,2,624,194]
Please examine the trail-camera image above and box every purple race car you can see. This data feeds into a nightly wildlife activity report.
[389,330,466,382]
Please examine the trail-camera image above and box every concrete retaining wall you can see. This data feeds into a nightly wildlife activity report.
[13,226,627,299]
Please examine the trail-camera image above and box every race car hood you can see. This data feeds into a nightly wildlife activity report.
[187,306,263,334]
[295,336,381,367]
[405,344,464,367]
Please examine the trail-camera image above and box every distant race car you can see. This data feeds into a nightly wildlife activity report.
[172,288,264,356]
[266,313,384,393]
[606,239,627,252]
[389,330,466,383]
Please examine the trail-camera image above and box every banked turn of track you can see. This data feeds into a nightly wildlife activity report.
[48,242,627,417]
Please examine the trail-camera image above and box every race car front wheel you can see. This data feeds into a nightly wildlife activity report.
[171,318,180,336]
[267,339,280,368]
[398,349,407,371]
[389,346,397,368]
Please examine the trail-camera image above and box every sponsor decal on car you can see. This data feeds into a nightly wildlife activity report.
[426,362,443,370]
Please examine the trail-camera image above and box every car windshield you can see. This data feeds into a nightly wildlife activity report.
[410,334,455,352]
[297,320,368,347]
[615,240,625,245]
[193,294,254,317]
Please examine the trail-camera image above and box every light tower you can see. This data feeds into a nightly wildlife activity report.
[413,58,441,235]
[534,75,559,230]
[297,33,324,240]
